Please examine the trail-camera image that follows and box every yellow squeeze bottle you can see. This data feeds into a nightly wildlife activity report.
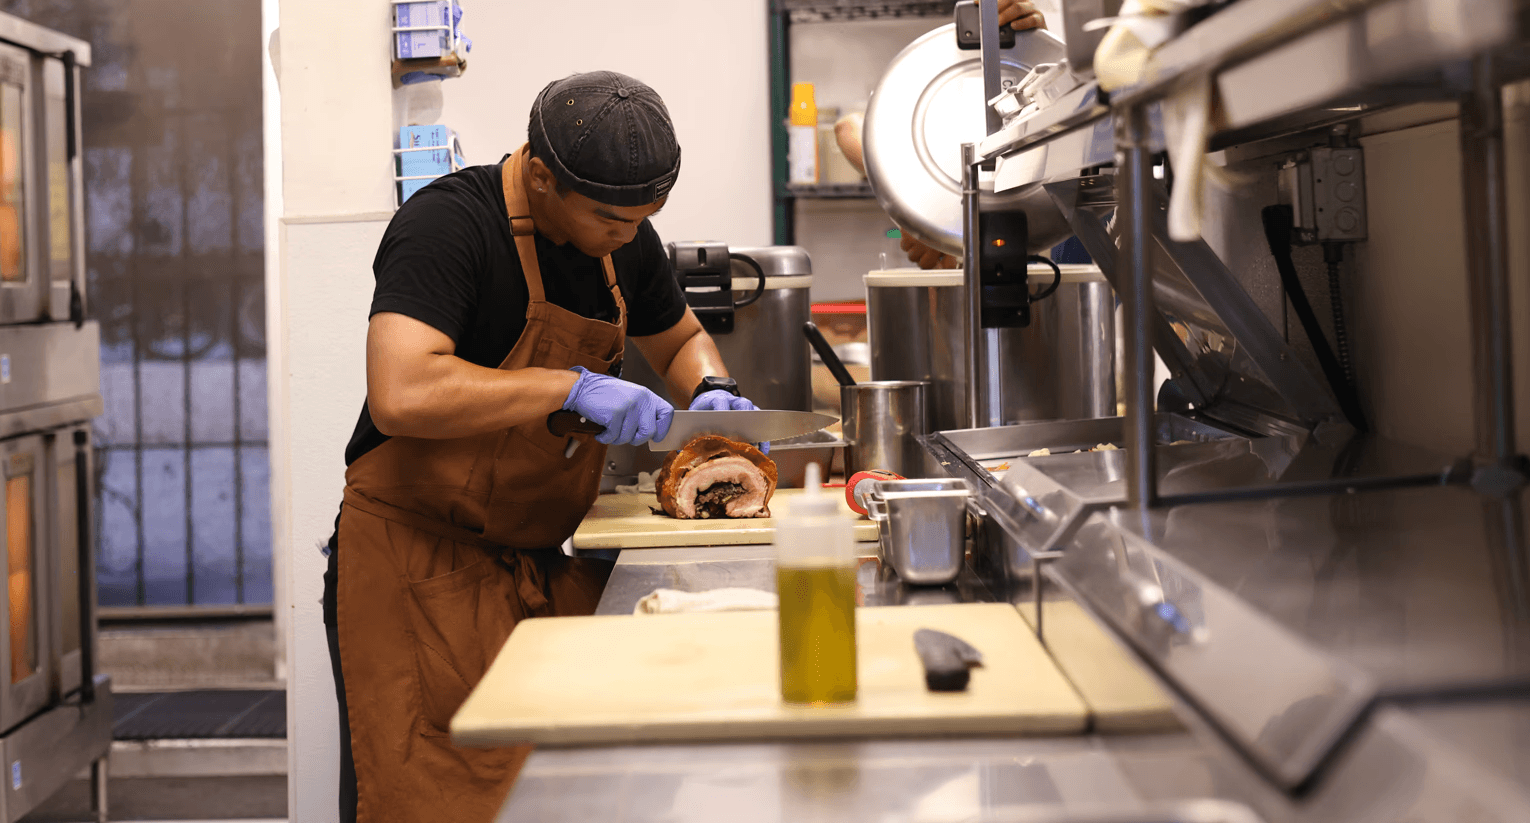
[775,463,858,704]
[787,82,820,185]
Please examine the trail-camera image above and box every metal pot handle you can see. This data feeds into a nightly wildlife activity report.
[866,495,889,522]
[728,253,768,310]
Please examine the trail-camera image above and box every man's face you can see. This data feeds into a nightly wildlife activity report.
[539,188,667,258]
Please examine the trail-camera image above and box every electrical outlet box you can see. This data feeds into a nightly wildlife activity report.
[1279,147,1367,244]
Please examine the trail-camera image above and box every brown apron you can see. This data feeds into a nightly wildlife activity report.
[335,144,621,822]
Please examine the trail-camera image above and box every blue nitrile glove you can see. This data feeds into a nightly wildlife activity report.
[563,367,674,446]
[688,391,770,454]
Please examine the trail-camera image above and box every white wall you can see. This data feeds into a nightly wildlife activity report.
[270,3,771,821]
[422,1,773,247]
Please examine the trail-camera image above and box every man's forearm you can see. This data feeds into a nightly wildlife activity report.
[661,330,728,404]
[370,355,578,440]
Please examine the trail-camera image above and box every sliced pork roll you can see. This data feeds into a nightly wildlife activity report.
[656,435,778,519]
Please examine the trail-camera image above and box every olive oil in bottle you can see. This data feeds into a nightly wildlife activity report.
[775,463,858,704]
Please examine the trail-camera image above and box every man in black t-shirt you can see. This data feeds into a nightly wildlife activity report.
[322,72,760,822]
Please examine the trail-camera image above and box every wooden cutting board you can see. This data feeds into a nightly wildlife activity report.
[452,603,1089,747]
[572,489,880,550]
[1019,599,1181,734]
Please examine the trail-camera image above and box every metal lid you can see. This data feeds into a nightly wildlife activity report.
[729,246,812,278]
[862,25,1072,257]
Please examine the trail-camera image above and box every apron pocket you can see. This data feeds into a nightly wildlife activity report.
[539,336,621,376]
[406,557,518,736]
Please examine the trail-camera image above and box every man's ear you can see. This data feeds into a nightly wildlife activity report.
[526,156,558,193]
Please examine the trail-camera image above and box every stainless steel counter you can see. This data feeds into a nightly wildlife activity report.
[498,734,1233,822]
[593,544,1008,616]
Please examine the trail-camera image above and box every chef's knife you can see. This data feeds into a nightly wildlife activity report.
[547,409,836,454]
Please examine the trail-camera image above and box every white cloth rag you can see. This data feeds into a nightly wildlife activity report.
[634,587,779,615]
[614,470,658,495]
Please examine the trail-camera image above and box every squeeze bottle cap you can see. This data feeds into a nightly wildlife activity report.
[788,463,838,517]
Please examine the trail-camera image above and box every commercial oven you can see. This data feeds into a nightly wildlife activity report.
[0,12,111,823]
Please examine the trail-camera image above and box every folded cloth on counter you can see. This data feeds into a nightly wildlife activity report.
[614,470,659,495]
[635,587,778,615]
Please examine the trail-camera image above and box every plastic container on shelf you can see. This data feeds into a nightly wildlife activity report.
[775,463,858,705]
[787,82,820,185]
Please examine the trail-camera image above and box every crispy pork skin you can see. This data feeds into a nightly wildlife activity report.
[656,435,778,519]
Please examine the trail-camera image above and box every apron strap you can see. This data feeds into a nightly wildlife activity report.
[503,146,548,304]
[503,143,623,314]
[342,487,552,614]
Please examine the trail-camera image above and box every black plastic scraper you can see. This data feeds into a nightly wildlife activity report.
[913,628,984,692]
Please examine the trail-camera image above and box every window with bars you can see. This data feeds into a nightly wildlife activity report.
[0,0,271,610]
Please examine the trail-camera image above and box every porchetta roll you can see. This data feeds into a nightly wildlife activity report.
[656,435,778,519]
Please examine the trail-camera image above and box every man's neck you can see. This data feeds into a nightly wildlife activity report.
[517,154,569,245]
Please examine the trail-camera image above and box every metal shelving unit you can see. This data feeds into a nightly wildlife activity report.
[768,0,956,244]
[786,182,877,199]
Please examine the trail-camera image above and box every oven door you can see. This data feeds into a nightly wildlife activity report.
[0,433,50,730]
[0,42,45,326]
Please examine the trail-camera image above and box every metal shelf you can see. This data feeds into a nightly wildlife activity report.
[776,0,955,23]
[980,0,1520,164]
[784,182,876,199]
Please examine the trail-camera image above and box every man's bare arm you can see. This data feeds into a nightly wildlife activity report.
[630,307,728,405]
[365,312,578,439]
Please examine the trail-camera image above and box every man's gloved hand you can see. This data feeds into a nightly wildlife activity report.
[688,390,758,413]
[688,390,770,454]
[563,366,674,446]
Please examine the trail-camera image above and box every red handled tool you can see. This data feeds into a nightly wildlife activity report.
[845,469,903,516]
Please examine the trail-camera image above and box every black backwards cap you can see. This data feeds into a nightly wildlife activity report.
[528,71,681,207]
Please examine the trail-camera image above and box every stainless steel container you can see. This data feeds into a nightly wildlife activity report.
[865,266,1115,432]
[606,247,815,490]
[708,246,814,413]
[866,478,971,586]
[842,380,928,477]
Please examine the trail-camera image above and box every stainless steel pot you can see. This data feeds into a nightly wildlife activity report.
[865,265,1115,433]
[841,380,929,478]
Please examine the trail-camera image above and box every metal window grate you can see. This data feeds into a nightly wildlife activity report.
[1,0,272,610]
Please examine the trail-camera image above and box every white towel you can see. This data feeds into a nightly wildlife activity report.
[634,588,779,615]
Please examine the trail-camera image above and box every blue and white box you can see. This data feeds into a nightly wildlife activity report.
[397,125,467,203]
[394,1,450,59]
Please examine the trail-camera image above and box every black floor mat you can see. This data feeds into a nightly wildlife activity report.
[113,689,285,740]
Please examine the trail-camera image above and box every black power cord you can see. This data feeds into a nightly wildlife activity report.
[1026,255,1063,301]
[1261,205,1368,431]
[1323,242,1356,392]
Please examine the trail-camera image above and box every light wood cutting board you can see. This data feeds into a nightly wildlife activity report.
[452,603,1089,747]
[1019,599,1181,734]
[572,489,879,550]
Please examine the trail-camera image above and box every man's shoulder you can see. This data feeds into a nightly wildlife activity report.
[398,163,504,215]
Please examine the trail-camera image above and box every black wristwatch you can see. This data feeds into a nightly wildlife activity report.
[691,376,740,403]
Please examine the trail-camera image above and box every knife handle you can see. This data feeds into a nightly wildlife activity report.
[547,410,606,438]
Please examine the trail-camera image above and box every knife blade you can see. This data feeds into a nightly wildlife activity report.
[545,409,837,453]
[646,409,837,452]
